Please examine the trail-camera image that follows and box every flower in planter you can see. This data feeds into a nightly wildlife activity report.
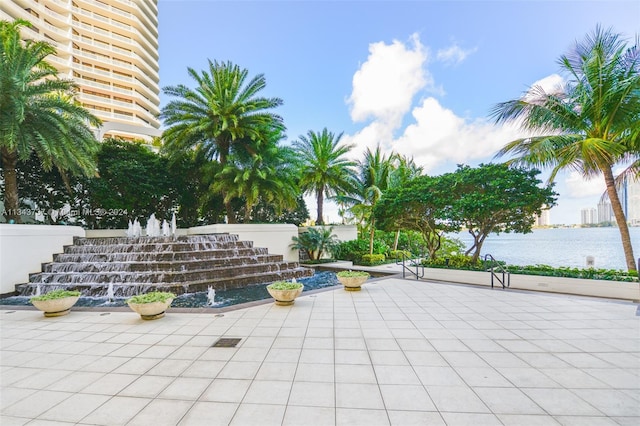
[336,270,370,291]
[127,291,176,320]
[30,289,81,317]
[267,279,303,306]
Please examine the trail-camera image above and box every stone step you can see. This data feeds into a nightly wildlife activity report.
[43,254,285,273]
[52,247,270,263]
[63,240,254,254]
[18,267,314,296]
[29,262,303,284]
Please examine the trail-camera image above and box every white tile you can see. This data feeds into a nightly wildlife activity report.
[475,387,544,414]
[289,381,335,407]
[243,380,292,405]
[201,379,251,403]
[336,408,389,426]
[127,399,192,426]
[379,384,436,411]
[158,377,211,400]
[178,401,238,426]
[387,410,445,425]
[522,388,603,416]
[230,403,285,426]
[283,406,335,426]
[426,385,490,413]
[336,383,385,409]
[295,363,334,383]
[39,393,110,423]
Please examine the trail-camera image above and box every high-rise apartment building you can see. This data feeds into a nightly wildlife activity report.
[1,0,161,141]
[581,207,597,225]
[597,201,613,224]
[534,207,550,227]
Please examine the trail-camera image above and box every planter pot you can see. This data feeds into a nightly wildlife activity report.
[127,299,173,320]
[337,275,369,291]
[267,286,303,306]
[31,296,80,317]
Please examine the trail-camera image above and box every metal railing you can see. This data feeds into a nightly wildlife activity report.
[395,252,425,280]
[484,254,510,289]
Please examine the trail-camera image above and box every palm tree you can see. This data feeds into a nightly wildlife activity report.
[293,128,357,225]
[492,26,639,272]
[353,146,396,254]
[212,134,299,223]
[0,19,100,223]
[161,60,284,223]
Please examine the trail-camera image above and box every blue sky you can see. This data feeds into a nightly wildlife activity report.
[158,0,640,224]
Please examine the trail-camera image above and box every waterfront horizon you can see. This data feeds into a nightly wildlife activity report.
[452,227,640,271]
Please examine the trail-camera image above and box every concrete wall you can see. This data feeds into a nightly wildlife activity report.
[188,224,300,262]
[0,224,85,295]
[423,267,640,301]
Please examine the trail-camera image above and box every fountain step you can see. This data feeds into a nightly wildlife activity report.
[18,267,315,296]
[53,247,270,263]
[29,262,303,284]
[72,234,238,246]
[63,241,255,254]
[43,254,285,273]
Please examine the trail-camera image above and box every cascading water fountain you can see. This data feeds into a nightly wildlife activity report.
[16,217,313,297]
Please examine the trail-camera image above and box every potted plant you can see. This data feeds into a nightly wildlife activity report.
[30,289,81,317]
[336,270,370,291]
[266,280,304,306]
[126,291,175,320]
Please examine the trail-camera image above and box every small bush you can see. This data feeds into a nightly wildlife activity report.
[336,270,370,278]
[390,250,412,260]
[423,255,484,270]
[360,254,385,265]
[31,289,80,301]
[267,281,303,290]
[127,291,176,304]
[334,239,388,262]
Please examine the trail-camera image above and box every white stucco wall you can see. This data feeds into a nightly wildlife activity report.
[188,224,300,262]
[0,224,85,295]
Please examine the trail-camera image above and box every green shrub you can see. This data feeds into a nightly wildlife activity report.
[267,281,303,290]
[422,254,485,270]
[389,250,412,259]
[508,265,638,282]
[31,289,80,301]
[334,239,388,262]
[127,291,176,304]
[360,254,385,265]
[336,270,370,278]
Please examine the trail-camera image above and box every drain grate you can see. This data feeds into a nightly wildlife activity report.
[212,338,241,348]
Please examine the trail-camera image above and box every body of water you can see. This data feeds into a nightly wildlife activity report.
[451,227,640,270]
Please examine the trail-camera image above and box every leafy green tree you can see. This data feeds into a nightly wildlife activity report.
[492,26,639,271]
[161,60,284,223]
[293,128,357,225]
[442,164,557,262]
[290,226,340,260]
[81,138,196,228]
[0,19,100,223]
[374,175,455,260]
[389,154,423,250]
[0,151,76,224]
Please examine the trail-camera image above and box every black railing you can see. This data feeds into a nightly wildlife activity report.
[484,254,510,289]
[395,252,425,280]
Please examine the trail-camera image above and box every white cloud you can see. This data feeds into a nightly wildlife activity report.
[392,97,524,172]
[348,33,433,128]
[564,171,606,198]
[523,74,565,101]
[436,43,477,66]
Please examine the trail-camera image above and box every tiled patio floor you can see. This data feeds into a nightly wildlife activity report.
[1,277,639,425]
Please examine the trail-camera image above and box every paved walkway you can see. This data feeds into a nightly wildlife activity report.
[1,277,639,425]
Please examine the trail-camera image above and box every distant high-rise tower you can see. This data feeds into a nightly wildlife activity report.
[581,207,597,225]
[534,207,550,226]
[1,0,161,141]
[597,201,613,224]
[599,176,640,226]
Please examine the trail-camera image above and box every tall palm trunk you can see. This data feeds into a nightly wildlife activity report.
[1,147,21,223]
[316,190,324,225]
[219,149,236,224]
[603,166,636,272]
